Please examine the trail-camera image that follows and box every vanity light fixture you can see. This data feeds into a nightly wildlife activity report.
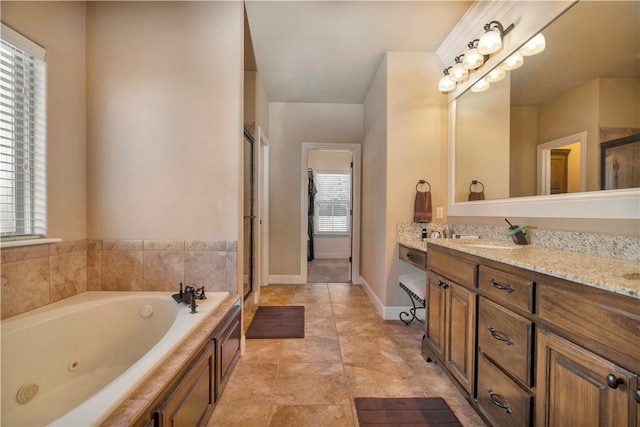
[463,39,485,70]
[519,33,546,56]
[478,21,514,55]
[470,78,490,93]
[500,51,524,71]
[485,67,506,83]
[438,67,457,92]
[450,55,469,82]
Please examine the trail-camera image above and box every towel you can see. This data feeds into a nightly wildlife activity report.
[414,190,432,223]
[468,190,485,201]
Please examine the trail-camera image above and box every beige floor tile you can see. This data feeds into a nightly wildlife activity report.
[207,283,486,426]
[266,404,355,427]
[344,362,425,398]
[280,336,342,363]
[272,363,349,405]
[216,362,277,405]
[339,335,405,363]
[206,403,269,427]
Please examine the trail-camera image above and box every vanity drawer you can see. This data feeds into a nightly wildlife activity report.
[477,353,532,427]
[478,297,533,386]
[427,249,476,288]
[399,244,426,271]
[479,266,534,313]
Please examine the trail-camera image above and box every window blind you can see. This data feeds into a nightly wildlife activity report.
[315,172,350,234]
[0,25,46,238]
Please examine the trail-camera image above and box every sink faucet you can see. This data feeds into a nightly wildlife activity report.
[502,218,529,245]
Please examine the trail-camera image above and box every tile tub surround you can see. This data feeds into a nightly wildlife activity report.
[1,239,238,319]
[398,223,640,261]
[427,238,640,300]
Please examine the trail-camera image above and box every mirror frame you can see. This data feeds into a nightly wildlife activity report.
[446,2,640,220]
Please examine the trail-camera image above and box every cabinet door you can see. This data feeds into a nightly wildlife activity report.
[425,272,446,361]
[537,330,636,427]
[156,343,215,427]
[216,307,241,401]
[446,283,476,394]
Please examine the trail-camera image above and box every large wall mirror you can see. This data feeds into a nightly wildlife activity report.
[449,0,640,218]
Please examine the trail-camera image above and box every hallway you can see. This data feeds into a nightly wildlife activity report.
[207,283,485,426]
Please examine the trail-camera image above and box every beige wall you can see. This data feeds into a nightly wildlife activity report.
[362,52,448,306]
[455,74,511,202]
[599,78,640,128]
[510,106,538,197]
[86,1,243,240]
[268,102,363,276]
[2,1,87,240]
[362,56,388,303]
[385,52,448,305]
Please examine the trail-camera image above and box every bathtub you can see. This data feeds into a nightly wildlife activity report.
[1,290,229,427]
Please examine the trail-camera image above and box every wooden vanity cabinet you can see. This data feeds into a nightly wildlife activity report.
[155,342,216,427]
[151,301,242,427]
[424,250,477,394]
[536,329,637,427]
[423,244,640,427]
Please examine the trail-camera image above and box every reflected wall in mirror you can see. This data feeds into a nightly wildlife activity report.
[454,0,640,203]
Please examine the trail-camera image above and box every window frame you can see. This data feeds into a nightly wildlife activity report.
[313,170,351,236]
[0,24,47,240]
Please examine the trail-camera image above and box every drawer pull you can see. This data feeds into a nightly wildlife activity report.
[489,278,514,293]
[406,253,414,259]
[488,326,513,346]
[634,389,640,403]
[606,374,623,389]
[487,388,513,414]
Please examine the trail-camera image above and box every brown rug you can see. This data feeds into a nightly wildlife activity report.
[354,397,462,426]
[245,305,305,339]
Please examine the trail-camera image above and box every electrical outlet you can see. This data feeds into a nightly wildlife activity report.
[436,207,444,219]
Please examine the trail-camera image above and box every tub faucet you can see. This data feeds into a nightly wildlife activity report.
[172,283,206,309]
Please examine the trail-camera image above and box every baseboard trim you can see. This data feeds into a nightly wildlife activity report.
[358,276,423,320]
[313,253,351,259]
[268,275,305,285]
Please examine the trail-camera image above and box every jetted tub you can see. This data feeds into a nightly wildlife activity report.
[1,291,229,427]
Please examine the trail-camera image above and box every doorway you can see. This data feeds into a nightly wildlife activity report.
[537,131,587,195]
[301,143,361,285]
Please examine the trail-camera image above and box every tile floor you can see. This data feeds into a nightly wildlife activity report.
[307,259,350,283]
[207,283,486,426]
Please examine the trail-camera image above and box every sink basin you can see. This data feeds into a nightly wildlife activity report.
[467,244,522,250]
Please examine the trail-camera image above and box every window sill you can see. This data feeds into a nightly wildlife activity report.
[1,237,63,249]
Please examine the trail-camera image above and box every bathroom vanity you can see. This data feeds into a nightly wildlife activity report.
[421,240,640,427]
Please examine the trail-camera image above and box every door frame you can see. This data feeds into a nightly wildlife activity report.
[537,131,587,195]
[300,143,361,284]
[256,127,270,301]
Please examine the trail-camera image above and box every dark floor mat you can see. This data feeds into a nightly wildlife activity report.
[245,305,305,339]
[354,397,462,426]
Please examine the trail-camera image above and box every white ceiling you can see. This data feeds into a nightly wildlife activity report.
[245,1,472,104]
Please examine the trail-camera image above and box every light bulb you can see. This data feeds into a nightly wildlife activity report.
[471,78,490,93]
[500,52,524,71]
[450,62,468,82]
[463,47,484,70]
[485,67,506,83]
[478,29,502,55]
[438,75,456,92]
[520,33,546,56]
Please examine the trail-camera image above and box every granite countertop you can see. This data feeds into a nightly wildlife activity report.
[398,238,639,299]
[100,294,242,426]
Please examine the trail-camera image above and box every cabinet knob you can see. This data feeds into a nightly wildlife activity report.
[487,388,513,414]
[605,374,623,389]
[634,388,640,403]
